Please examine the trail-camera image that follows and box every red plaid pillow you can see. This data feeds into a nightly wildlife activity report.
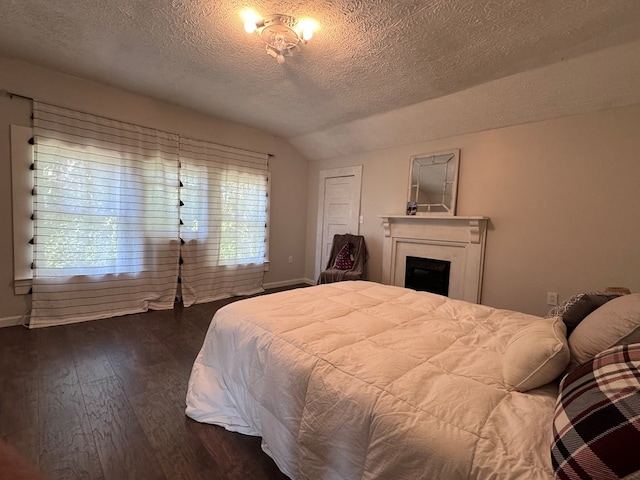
[333,242,354,270]
[551,344,640,479]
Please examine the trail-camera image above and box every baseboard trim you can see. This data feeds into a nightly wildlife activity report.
[0,315,27,328]
[263,278,315,290]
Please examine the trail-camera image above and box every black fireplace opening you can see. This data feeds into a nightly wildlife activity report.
[404,256,451,296]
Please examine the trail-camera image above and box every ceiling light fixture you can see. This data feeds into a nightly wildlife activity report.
[243,12,317,64]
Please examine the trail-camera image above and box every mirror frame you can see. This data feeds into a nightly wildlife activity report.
[407,149,460,216]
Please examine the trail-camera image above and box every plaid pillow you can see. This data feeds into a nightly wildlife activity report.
[551,344,640,479]
[333,242,354,270]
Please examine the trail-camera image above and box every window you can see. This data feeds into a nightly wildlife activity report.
[35,142,147,276]
[219,171,268,265]
[13,102,270,326]
[180,165,269,265]
[178,136,269,306]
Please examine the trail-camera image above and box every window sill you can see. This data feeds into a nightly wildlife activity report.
[13,264,270,294]
[14,278,32,295]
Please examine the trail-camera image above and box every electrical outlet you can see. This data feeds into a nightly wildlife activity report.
[288,256,293,264]
[546,292,559,306]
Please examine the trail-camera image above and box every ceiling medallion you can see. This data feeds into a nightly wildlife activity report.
[244,13,317,64]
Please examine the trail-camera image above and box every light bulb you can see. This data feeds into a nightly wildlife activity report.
[244,19,257,34]
[241,8,261,34]
[297,18,317,42]
[302,27,313,42]
[276,54,285,64]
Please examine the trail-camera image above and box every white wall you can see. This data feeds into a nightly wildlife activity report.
[0,56,308,323]
[305,104,640,316]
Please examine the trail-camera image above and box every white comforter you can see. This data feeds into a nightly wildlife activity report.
[186,281,556,480]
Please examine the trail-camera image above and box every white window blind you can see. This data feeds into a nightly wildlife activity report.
[30,102,181,328]
[179,136,269,306]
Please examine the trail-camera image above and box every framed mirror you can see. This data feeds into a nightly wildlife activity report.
[407,149,460,215]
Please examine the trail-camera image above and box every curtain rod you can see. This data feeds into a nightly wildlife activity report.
[0,88,34,101]
[1,88,274,158]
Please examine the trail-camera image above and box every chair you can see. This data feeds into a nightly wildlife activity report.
[317,234,367,284]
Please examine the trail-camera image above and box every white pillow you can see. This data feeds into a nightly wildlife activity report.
[569,293,640,365]
[502,317,570,392]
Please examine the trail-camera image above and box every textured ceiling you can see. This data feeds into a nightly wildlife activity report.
[1,0,640,139]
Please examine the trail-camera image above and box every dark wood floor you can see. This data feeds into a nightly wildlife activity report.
[0,286,306,480]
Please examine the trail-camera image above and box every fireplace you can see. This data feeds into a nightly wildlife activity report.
[379,215,489,303]
[405,256,451,296]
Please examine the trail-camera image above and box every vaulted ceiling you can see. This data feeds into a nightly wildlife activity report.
[1,1,640,143]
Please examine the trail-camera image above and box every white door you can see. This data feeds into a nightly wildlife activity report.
[315,166,362,280]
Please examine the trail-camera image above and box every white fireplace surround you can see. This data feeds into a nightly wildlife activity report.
[379,215,489,303]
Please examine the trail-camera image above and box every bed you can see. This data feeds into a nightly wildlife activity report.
[185,281,640,480]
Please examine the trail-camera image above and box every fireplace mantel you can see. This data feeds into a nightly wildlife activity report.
[378,215,489,303]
